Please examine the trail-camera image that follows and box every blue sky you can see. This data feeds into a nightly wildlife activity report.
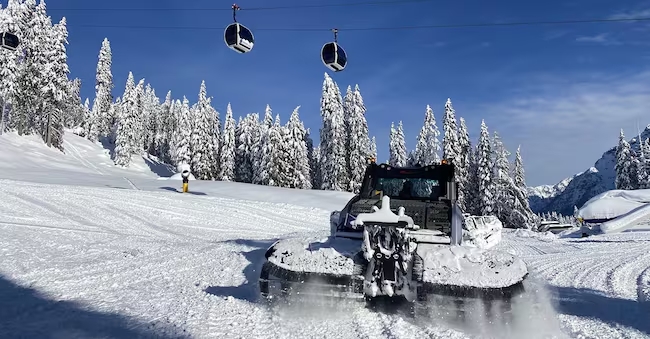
[35,0,650,186]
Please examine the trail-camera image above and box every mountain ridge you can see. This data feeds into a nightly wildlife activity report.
[528,125,650,215]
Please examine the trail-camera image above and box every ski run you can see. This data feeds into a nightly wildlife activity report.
[0,132,647,339]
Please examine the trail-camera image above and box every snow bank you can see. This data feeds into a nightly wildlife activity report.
[578,188,650,221]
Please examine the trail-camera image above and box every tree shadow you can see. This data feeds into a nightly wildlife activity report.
[0,274,187,338]
[204,239,277,302]
[143,157,175,177]
[158,187,207,196]
[98,135,115,160]
[550,286,650,335]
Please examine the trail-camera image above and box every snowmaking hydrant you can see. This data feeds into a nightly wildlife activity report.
[178,163,191,193]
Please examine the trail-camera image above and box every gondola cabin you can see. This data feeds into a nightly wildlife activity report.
[1,32,19,51]
[321,42,347,72]
[224,23,254,53]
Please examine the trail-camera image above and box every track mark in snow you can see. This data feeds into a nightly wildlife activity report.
[63,139,105,175]
[123,177,138,190]
[605,252,650,300]
[1,190,119,234]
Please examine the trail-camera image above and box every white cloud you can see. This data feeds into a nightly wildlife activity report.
[477,71,650,186]
[576,33,609,42]
[609,8,650,20]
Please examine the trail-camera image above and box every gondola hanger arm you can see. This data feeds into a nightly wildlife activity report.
[232,3,239,22]
[332,28,338,42]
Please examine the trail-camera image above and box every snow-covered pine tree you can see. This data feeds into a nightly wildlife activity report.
[234,115,243,179]
[219,103,237,181]
[132,79,145,153]
[264,115,288,187]
[12,0,49,137]
[369,136,377,160]
[509,145,537,228]
[147,88,163,156]
[344,84,370,192]
[456,117,471,211]
[253,105,273,185]
[0,2,20,135]
[391,121,407,166]
[638,137,649,189]
[312,145,322,189]
[65,78,84,129]
[615,129,634,190]
[174,97,193,166]
[344,85,354,172]
[40,16,69,150]
[285,106,312,189]
[512,146,526,191]
[442,98,460,164]
[210,103,221,178]
[389,122,397,165]
[305,128,317,189]
[492,132,512,221]
[90,38,113,140]
[319,73,348,191]
[113,73,139,166]
[629,151,640,190]
[79,98,90,135]
[108,97,120,144]
[414,105,441,166]
[168,99,181,163]
[476,120,495,215]
[190,81,217,179]
[234,113,257,183]
[113,105,132,167]
[159,91,174,162]
[142,84,158,154]
[639,139,650,189]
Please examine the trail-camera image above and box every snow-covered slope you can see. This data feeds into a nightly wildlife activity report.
[0,131,354,211]
[528,125,650,215]
[0,131,175,182]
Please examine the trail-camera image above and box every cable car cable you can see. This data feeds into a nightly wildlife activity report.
[46,0,436,12]
[70,15,650,31]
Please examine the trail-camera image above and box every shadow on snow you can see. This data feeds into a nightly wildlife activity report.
[0,274,187,338]
[551,285,650,335]
[158,186,207,195]
[204,239,277,303]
